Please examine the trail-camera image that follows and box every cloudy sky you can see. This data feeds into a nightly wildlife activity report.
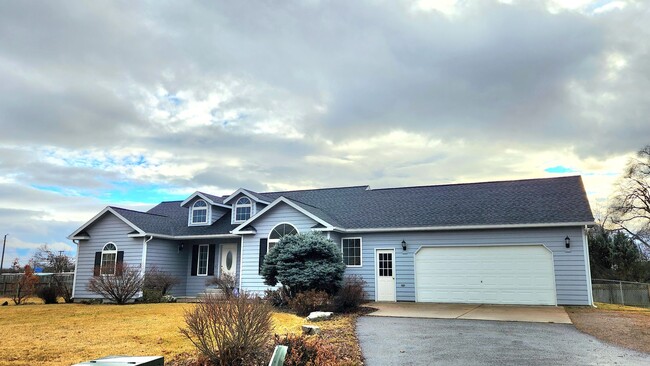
[0,0,648,267]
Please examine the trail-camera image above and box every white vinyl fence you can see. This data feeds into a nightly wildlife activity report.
[592,279,650,308]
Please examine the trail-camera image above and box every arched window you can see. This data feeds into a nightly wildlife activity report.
[234,197,252,222]
[267,223,298,252]
[191,199,208,224]
[101,242,118,275]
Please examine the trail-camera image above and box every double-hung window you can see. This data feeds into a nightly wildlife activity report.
[191,200,208,224]
[197,245,209,276]
[101,243,118,275]
[342,238,362,267]
[235,197,252,222]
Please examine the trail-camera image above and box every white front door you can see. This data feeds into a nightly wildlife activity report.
[220,244,238,277]
[376,249,396,301]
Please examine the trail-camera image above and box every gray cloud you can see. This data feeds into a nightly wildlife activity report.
[0,0,648,263]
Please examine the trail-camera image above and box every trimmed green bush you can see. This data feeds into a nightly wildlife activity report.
[261,232,346,297]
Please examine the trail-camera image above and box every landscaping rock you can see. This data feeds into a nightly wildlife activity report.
[306,311,333,321]
[1,301,8,306]
[302,325,321,335]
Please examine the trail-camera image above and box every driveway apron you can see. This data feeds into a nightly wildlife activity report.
[357,316,650,366]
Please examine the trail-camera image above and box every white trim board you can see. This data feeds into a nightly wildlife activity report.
[180,191,231,209]
[222,188,271,204]
[68,207,145,239]
[231,197,334,234]
[315,221,595,234]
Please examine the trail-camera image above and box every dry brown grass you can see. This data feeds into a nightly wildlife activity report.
[566,302,650,354]
[0,298,305,366]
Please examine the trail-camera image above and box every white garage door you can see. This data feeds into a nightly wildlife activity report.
[415,245,556,305]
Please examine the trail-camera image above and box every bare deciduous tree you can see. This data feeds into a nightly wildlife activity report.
[610,145,650,250]
[87,263,143,304]
[29,244,75,273]
[12,265,39,305]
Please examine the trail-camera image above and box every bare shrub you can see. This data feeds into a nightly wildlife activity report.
[87,263,143,304]
[288,290,330,316]
[180,292,273,366]
[144,266,181,296]
[205,272,238,299]
[52,274,74,303]
[332,275,367,313]
[273,333,337,366]
[264,287,290,308]
[12,265,39,305]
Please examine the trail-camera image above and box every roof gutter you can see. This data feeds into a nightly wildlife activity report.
[313,221,596,233]
[127,233,241,240]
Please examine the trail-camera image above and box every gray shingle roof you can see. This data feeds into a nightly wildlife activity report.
[104,176,593,237]
[269,176,594,229]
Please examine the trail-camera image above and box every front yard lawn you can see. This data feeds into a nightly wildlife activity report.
[566,302,650,354]
[0,298,361,366]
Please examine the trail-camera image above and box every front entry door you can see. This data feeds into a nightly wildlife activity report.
[376,249,396,301]
[220,244,238,277]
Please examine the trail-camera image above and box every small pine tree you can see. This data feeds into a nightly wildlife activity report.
[261,232,346,297]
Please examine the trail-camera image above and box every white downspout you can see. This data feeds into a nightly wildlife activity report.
[141,235,154,272]
[71,239,80,300]
[238,235,244,292]
[582,226,595,306]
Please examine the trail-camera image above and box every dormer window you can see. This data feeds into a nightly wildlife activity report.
[191,199,209,225]
[234,197,252,222]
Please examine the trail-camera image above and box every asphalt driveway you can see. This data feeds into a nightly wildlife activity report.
[357,316,650,366]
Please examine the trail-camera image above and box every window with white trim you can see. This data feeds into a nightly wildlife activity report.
[101,242,118,275]
[197,244,209,276]
[341,238,362,266]
[268,223,298,252]
[191,200,208,224]
[235,197,252,222]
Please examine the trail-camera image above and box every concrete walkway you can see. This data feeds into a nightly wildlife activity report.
[365,302,572,324]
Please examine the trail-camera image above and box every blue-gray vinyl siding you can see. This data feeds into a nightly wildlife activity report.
[73,213,144,299]
[183,239,241,297]
[240,202,319,294]
[145,238,188,297]
[342,226,590,305]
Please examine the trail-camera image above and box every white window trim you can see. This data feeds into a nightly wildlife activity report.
[232,197,255,224]
[189,199,211,226]
[267,222,299,252]
[101,242,118,275]
[341,237,363,267]
[197,244,209,276]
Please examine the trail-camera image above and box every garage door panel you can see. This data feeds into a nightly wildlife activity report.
[415,246,556,305]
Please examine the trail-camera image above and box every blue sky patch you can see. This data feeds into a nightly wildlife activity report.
[100,182,189,203]
[544,165,577,174]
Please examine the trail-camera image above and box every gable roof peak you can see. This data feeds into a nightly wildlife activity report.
[180,191,229,207]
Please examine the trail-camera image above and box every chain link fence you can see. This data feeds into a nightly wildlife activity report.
[592,278,650,307]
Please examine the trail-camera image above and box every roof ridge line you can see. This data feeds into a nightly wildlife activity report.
[261,185,370,195]
[110,206,169,218]
[368,176,582,192]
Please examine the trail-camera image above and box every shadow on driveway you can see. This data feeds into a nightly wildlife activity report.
[357,316,650,366]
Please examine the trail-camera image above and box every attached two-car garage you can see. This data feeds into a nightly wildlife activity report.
[414,245,557,305]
